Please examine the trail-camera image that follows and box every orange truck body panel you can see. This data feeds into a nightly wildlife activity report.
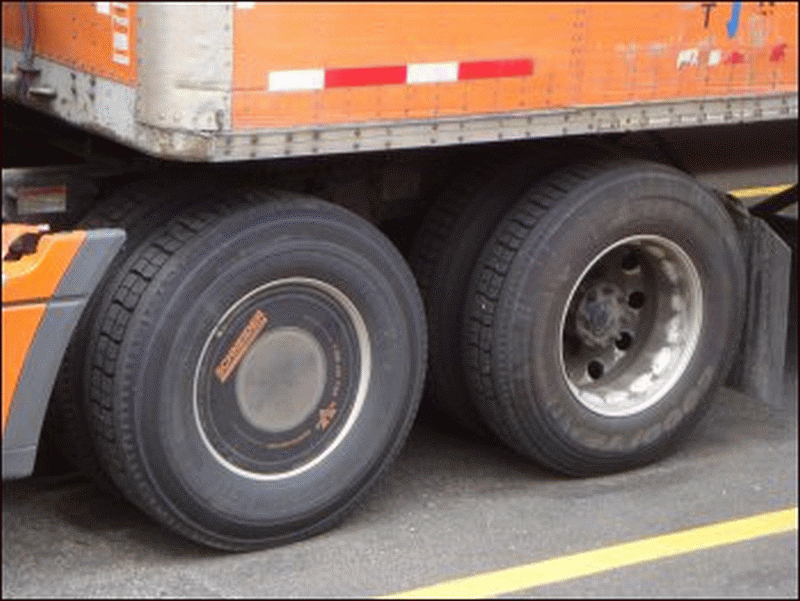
[230,1,797,128]
[2,1,136,85]
[2,2,797,160]
[1,228,85,434]
[1,304,46,434]
[1,228,86,305]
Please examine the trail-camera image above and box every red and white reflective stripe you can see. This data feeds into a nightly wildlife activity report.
[676,44,787,69]
[268,58,534,92]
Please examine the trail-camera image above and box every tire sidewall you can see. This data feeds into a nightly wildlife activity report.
[494,165,744,465]
[119,200,424,545]
[425,157,560,430]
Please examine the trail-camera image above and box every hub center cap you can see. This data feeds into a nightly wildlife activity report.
[235,326,326,432]
[576,283,625,347]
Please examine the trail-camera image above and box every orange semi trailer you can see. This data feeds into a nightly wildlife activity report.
[2,2,797,550]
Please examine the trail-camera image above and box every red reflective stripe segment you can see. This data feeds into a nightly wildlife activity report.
[726,51,746,64]
[268,58,535,92]
[458,58,534,80]
[325,65,407,88]
[769,43,787,62]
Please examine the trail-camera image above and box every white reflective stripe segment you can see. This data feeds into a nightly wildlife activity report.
[96,2,110,15]
[268,69,325,92]
[113,32,129,52]
[236,1,255,8]
[113,53,129,65]
[677,48,699,68]
[708,49,722,66]
[406,62,459,84]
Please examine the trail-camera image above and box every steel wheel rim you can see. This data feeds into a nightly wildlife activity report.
[559,235,703,417]
[193,277,371,481]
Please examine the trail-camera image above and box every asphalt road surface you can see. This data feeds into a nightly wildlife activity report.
[2,357,796,598]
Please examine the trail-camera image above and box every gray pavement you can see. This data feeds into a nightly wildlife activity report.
[519,532,798,599]
[2,349,797,598]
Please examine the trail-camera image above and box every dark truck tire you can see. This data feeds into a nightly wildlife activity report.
[83,191,426,550]
[464,159,746,476]
[409,158,509,435]
[44,175,238,495]
[44,178,215,496]
[409,141,623,436]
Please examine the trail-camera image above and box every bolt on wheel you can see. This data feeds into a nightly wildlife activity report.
[560,235,703,417]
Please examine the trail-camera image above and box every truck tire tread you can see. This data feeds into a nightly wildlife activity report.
[464,158,745,475]
[84,189,425,550]
[44,178,186,496]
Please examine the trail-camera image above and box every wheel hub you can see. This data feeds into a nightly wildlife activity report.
[575,283,626,348]
[194,277,371,480]
[235,327,327,432]
[559,235,703,417]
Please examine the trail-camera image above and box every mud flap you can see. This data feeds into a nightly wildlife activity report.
[725,207,792,408]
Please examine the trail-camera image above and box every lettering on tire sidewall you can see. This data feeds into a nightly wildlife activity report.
[540,360,716,454]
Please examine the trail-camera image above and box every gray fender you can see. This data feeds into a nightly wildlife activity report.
[2,228,125,479]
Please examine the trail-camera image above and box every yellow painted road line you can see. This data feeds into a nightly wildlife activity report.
[381,507,798,599]
[727,184,795,199]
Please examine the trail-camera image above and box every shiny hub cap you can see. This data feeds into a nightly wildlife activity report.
[235,327,327,432]
[194,277,370,480]
[560,235,703,417]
